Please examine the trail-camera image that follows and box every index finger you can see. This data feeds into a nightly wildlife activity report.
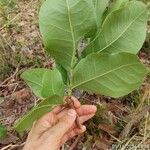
[71,96,81,109]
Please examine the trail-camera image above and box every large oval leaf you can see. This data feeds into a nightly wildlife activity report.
[83,1,148,56]
[72,53,147,98]
[39,0,97,70]
[21,68,64,98]
[93,0,109,28]
[14,95,63,133]
[41,69,64,98]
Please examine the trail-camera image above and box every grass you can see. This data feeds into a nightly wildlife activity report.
[0,0,48,81]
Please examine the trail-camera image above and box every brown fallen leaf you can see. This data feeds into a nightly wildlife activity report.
[12,89,31,104]
[108,101,128,115]
[98,124,117,135]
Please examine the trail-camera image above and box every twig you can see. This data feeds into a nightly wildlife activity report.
[143,111,149,142]
[69,135,82,150]
[1,144,13,150]
[120,135,136,150]
[0,14,20,31]
[11,83,19,95]
[109,134,122,143]
[9,142,25,150]
[0,67,19,86]
[1,142,25,150]
[0,82,18,88]
[134,141,143,150]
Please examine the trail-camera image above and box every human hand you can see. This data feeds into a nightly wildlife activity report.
[23,97,97,150]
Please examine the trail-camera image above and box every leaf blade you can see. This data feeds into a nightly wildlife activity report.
[39,0,97,70]
[14,105,54,133]
[21,68,64,98]
[21,68,47,98]
[107,0,129,14]
[94,0,109,27]
[72,53,147,98]
[14,95,63,133]
[83,1,148,56]
[41,69,64,98]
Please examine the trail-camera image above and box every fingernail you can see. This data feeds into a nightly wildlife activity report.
[68,109,76,117]
[82,125,86,131]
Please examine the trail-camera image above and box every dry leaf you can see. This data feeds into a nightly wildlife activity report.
[98,124,117,135]
[13,89,31,104]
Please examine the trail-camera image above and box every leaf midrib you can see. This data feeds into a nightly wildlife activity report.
[72,63,140,89]
[98,9,146,52]
[65,0,76,69]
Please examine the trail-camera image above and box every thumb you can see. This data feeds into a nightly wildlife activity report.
[50,109,77,137]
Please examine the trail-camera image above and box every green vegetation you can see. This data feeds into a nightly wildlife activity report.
[0,124,7,139]
[14,0,149,133]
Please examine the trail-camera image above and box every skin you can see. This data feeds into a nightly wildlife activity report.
[23,97,97,150]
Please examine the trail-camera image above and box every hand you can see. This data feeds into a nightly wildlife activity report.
[23,97,97,150]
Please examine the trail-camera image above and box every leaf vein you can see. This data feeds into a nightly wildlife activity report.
[73,63,140,88]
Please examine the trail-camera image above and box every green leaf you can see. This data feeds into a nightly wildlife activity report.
[15,105,54,133]
[41,69,64,98]
[72,52,147,98]
[14,95,62,133]
[83,1,148,56]
[93,0,109,28]
[38,95,63,107]
[107,0,129,14]
[56,64,68,85]
[39,0,97,70]
[0,124,7,139]
[21,68,47,98]
[21,68,64,98]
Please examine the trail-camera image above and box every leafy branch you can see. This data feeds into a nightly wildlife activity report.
[14,0,149,133]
